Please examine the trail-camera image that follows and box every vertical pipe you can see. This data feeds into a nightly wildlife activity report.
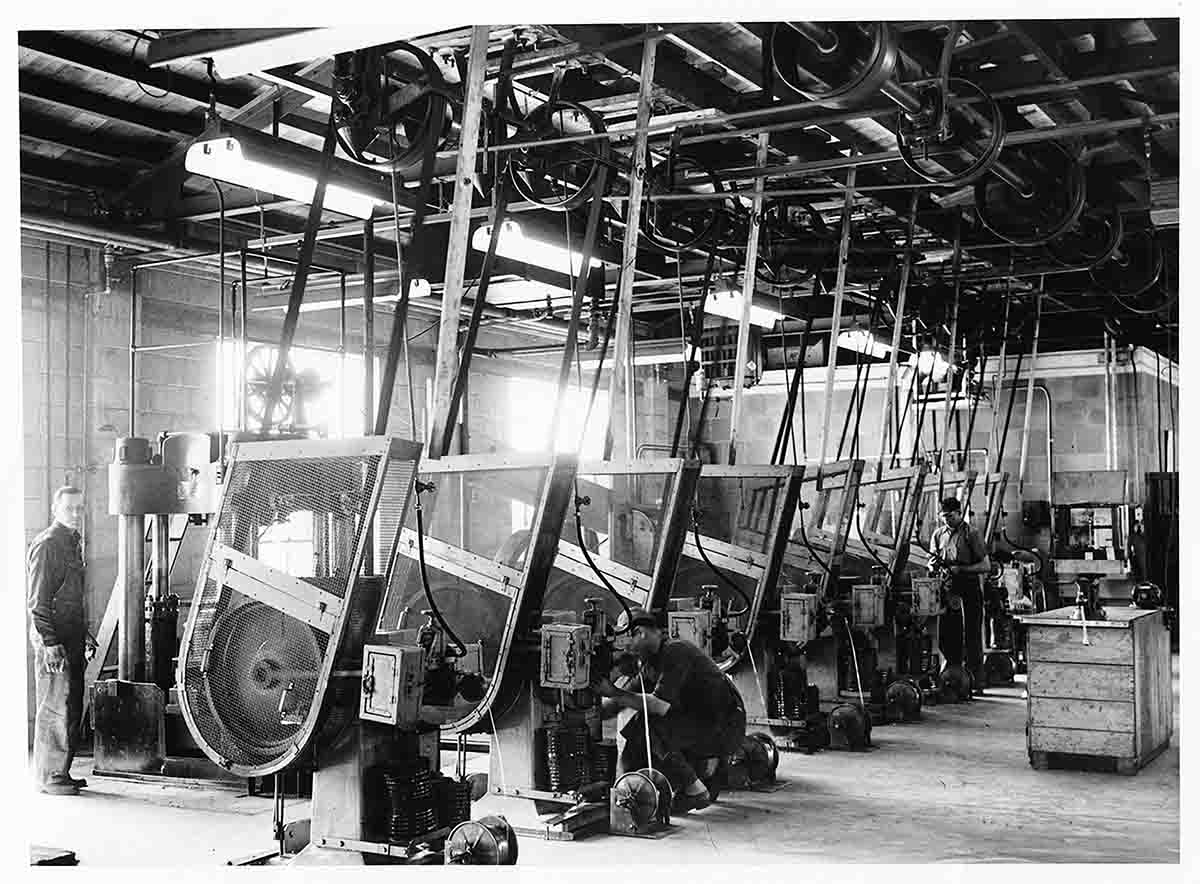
[44,243,53,515]
[1130,345,1142,502]
[117,514,146,682]
[129,269,138,436]
[1017,289,1043,495]
[216,207,225,459]
[1155,349,1163,472]
[1110,334,1121,472]
[728,131,770,465]
[610,32,659,459]
[239,250,249,433]
[152,514,170,603]
[64,245,71,486]
[875,189,919,480]
[819,160,858,463]
[363,218,375,435]
[339,273,347,437]
[1103,331,1113,470]
[82,249,92,559]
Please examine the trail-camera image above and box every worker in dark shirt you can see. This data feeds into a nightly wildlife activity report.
[594,607,746,813]
[27,486,96,795]
[930,496,991,694]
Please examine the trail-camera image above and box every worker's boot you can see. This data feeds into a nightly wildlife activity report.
[39,775,79,796]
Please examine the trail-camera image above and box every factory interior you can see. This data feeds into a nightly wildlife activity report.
[11,13,1189,871]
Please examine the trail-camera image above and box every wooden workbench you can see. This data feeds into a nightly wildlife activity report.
[1021,606,1172,774]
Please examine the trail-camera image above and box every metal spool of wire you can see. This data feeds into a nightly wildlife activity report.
[382,756,437,842]
[746,732,780,782]
[508,99,613,211]
[974,141,1087,246]
[611,768,673,830]
[884,679,922,722]
[982,651,1016,687]
[641,153,735,253]
[828,703,871,750]
[444,816,519,865]
[939,664,973,703]
[896,77,1007,187]
[769,21,900,109]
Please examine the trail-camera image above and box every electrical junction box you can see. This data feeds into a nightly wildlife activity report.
[360,644,426,727]
[909,577,942,618]
[851,586,885,629]
[540,623,593,690]
[780,593,819,644]
[668,609,713,656]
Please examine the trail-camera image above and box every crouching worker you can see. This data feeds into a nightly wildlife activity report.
[593,607,746,813]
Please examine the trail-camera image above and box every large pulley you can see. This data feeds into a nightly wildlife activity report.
[443,815,519,865]
[770,22,900,109]
[331,41,453,173]
[974,142,1087,246]
[896,77,1007,188]
[1090,227,1167,309]
[756,201,835,285]
[641,153,736,253]
[508,100,613,211]
[1048,202,1126,269]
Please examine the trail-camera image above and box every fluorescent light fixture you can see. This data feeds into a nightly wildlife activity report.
[704,290,782,330]
[837,329,892,359]
[185,136,382,220]
[252,279,431,313]
[471,219,603,277]
[909,350,952,382]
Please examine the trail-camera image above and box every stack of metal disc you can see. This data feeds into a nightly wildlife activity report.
[383,757,437,842]
[432,775,472,829]
[592,740,617,785]
[542,723,591,791]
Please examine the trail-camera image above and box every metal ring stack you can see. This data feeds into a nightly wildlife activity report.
[432,774,472,830]
[382,757,437,842]
[592,740,617,785]
[542,723,591,791]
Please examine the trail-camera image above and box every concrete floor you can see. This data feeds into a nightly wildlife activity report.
[28,662,1179,866]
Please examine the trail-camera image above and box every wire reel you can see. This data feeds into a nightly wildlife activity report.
[769,22,900,109]
[828,703,872,751]
[884,678,922,722]
[939,664,973,703]
[896,78,1007,187]
[745,732,781,782]
[444,815,519,865]
[1090,227,1167,307]
[508,100,613,211]
[641,153,736,253]
[332,41,453,173]
[974,142,1087,246]
[982,650,1016,687]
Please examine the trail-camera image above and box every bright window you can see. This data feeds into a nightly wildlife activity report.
[258,510,315,576]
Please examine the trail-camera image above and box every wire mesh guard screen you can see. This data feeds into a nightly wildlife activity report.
[178,437,420,776]
[543,467,680,625]
[375,462,552,726]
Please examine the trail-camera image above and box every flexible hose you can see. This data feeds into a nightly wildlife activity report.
[690,517,752,617]
[573,487,635,633]
[415,499,467,657]
[854,507,893,583]
[999,527,1045,577]
[796,501,832,576]
[843,618,866,708]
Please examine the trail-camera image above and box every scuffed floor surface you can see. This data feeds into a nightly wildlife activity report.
[26,662,1179,866]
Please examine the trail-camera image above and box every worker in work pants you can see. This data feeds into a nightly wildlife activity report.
[33,643,86,787]
[617,696,747,793]
[939,575,985,678]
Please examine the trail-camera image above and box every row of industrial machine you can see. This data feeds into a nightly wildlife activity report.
[89,429,1110,864]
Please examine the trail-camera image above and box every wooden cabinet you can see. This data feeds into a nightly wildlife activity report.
[1021,606,1172,774]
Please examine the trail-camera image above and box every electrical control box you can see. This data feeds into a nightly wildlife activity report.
[780,592,819,644]
[851,585,885,629]
[540,623,593,690]
[668,609,713,656]
[360,643,426,727]
[909,577,942,618]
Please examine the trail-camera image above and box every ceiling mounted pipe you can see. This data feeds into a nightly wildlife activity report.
[20,210,186,253]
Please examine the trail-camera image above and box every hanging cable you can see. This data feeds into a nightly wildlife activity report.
[638,668,654,776]
[854,505,893,583]
[842,618,866,708]
[798,317,811,462]
[690,508,752,617]
[413,483,466,657]
[795,497,831,575]
[572,490,634,633]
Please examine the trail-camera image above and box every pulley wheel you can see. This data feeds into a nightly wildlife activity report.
[243,346,296,430]
[444,815,518,865]
[1091,228,1166,305]
[509,99,613,211]
[611,769,667,828]
[1048,202,1125,269]
[897,78,1007,187]
[770,22,900,109]
[974,142,1087,246]
[641,154,734,253]
[203,601,322,756]
[756,201,835,285]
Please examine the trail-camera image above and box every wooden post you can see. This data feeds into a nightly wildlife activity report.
[728,132,770,465]
[1017,289,1043,495]
[609,33,658,459]
[818,158,857,463]
[937,221,963,475]
[988,291,1011,471]
[428,25,490,460]
[875,189,919,480]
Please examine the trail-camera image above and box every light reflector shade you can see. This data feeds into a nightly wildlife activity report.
[471,219,603,276]
[704,290,782,329]
[185,137,381,220]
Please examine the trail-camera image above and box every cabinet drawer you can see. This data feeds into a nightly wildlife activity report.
[1027,624,1132,664]
[1029,726,1136,757]
[1029,697,1134,731]
[1027,662,1135,701]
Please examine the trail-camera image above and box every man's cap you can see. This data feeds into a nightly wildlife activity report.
[617,606,659,631]
[939,497,962,514]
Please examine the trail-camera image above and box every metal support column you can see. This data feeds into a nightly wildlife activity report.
[818,158,858,463]
[609,33,659,459]
[728,132,770,465]
[117,514,146,683]
[363,218,375,434]
[875,190,919,480]
[428,24,490,459]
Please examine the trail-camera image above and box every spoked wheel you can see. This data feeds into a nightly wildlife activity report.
[756,201,835,285]
[641,154,736,253]
[612,768,672,828]
[444,815,519,865]
[244,346,296,431]
[509,100,612,211]
[769,22,900,109]
[897,77,1007,188]
[1090,228,1169,311]
[975,141,1087,246]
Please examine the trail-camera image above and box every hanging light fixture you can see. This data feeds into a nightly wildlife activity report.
[184,121,386,220]
[837,328,892,358]
[470,219,603,276]
[704,290,782,329]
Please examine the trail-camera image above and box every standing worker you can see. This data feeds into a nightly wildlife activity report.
[27,486,96,795]
[594,607,746,813]
[930,497,991,695]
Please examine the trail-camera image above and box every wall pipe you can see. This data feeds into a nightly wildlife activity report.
[1103,330,1113,470]
[64,246,71,488]
[44,243,53,518]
